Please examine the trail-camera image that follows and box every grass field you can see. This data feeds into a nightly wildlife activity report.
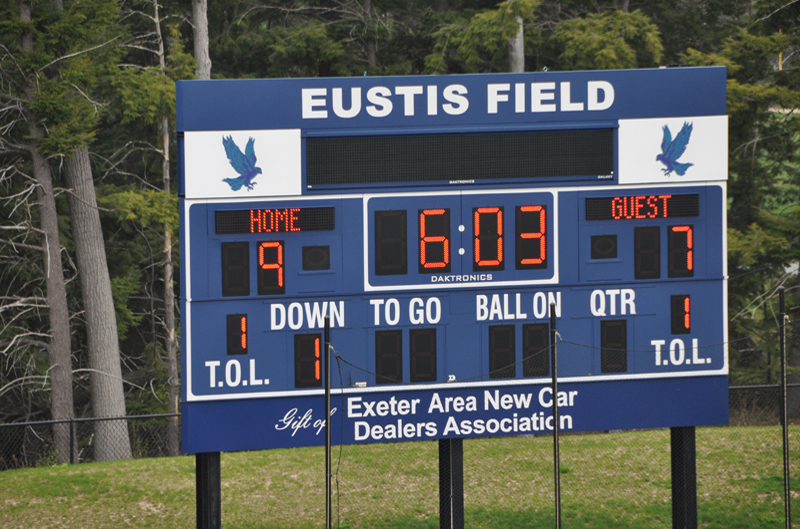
[0,426,797,528]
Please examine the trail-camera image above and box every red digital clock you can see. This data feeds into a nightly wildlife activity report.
[375,204,548,277]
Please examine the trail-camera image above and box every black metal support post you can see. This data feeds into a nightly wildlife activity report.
[671,426,697,529]
[439,438,464,529]
[550,304,562,529]
[196,452,221,529]
[324,316,332,529]
[779,287,792,529]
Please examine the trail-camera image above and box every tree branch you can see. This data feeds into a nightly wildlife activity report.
[750,0,800,26]
[37,36,121,73]
[0,375,51,399]
[0,238,43,252]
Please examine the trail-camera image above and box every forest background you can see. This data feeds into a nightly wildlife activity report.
[1,0,798,462]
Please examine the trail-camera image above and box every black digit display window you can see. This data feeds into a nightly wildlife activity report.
[473,207,504,271]
[303,245,330,271]
[216,207,335,234]
[600,320,627,373]
[591,235,617,260]
[671,295,691,334]
[668,225,694,278]
[410,328,437,383]
[376,330,402,384]
[257,240,285,295]
[489,325,515,379]
[419,209,451,273]
[295,333,322,388]
[221,242,249,297]
[226,314,248,356]
[634,227,660,280]
[523,323,549,377]
[515,205,547,270]
[375,210,407,276]
[585,194,699,221]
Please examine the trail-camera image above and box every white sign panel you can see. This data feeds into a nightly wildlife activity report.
[183,129,302,199]
[618,116,728,185]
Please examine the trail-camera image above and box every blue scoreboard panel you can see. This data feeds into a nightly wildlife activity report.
[178,67,728,453]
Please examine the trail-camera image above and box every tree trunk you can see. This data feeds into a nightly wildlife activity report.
[508,16,524,73]
[64,148,131,461]
[162,115,179,457]
[164,231,179,456]
[365,0,377,68]
[192,0,211,80]
[156,1,181,457]
[32,148,75,464]
[21,0,74,465]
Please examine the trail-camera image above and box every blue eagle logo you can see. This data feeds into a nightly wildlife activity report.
[222,136,262,191]
[656,122,694,176]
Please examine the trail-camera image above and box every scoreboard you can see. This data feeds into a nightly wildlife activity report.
[178,67,728,453]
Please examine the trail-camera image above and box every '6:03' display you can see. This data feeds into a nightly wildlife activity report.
[374,204,547,276]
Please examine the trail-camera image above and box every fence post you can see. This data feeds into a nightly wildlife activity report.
[779,287,791,529]
[550,304,562,529]
[69,418,75,465]
[324,316,332,529]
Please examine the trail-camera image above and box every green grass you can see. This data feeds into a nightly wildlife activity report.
[0,426,798,528]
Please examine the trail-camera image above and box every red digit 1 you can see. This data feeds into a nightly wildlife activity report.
[240,316,247,350]
[519,205,546,266]
[684,297,690,331]
[314,337,321,382]
[226,313,248,355]
[419,209,450,271]
[670,295,691,335]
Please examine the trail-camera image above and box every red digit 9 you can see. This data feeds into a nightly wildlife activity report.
[258,240,285,295]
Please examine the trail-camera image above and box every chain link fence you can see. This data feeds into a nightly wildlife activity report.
[321,386,796,528]
[0,354,796,525]
[730,383,800,426]
[0,413,180,470]
[324,337,798,528]
[0,391,794,526]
